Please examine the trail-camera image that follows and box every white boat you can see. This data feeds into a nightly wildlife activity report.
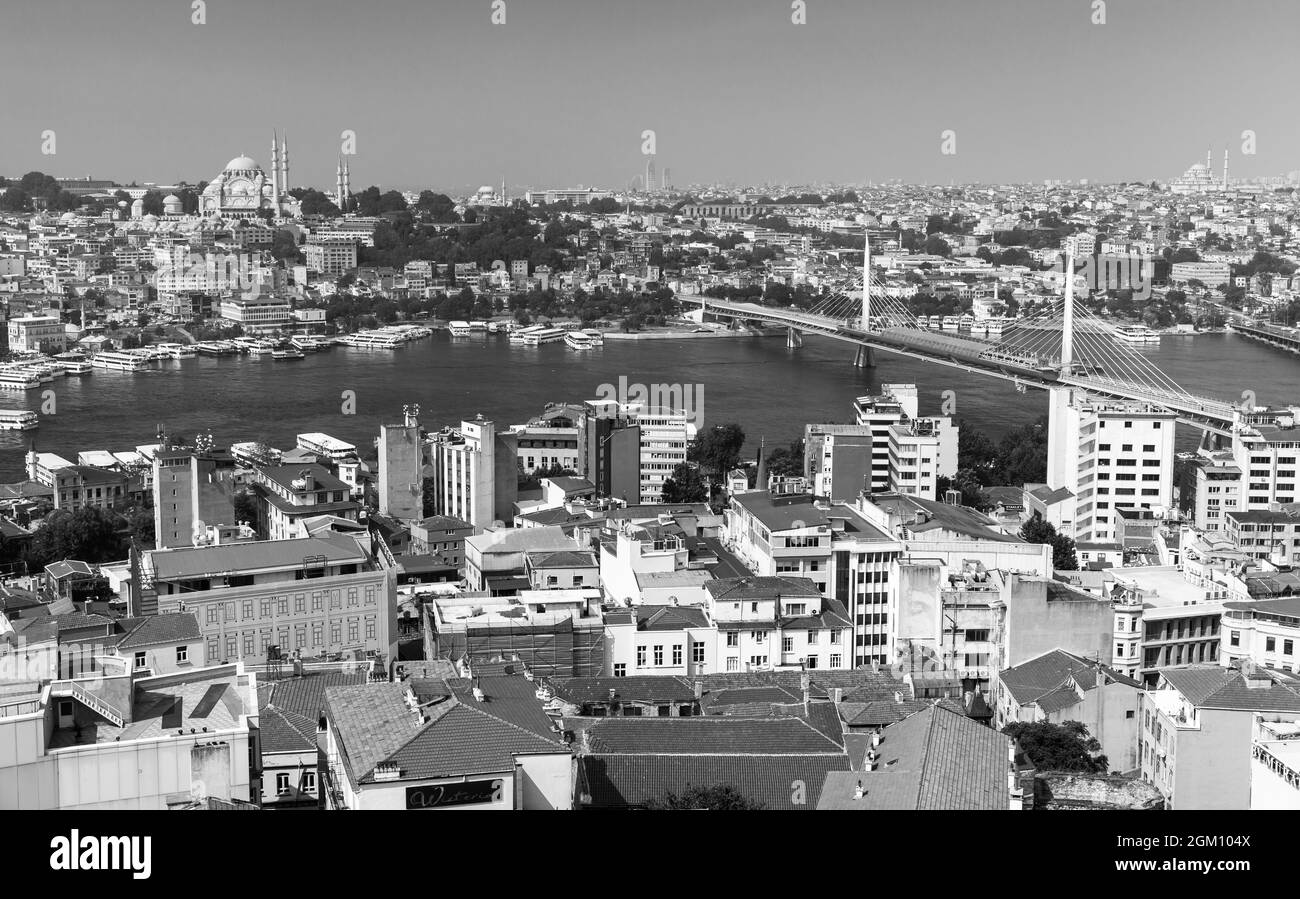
[448,320,474,336]
[247,341,276,356]
[154,342,197,359]
[520,327,565,346]
[290,335,328,352]
[271,348,305,360]
[91,351,154,371]
[1113,325,1161,344]
[0,409,38,431]
[565,329,604,349]
[340,326,428,348]
[0,369,41,390]
[53,352,93,375]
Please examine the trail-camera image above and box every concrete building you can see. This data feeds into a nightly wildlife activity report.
[377,407,425,522]
[993,648,1143,771]
[147,534,399,667]
[252,464,360,541]
[1220,596,1300,673]
[1109,566,1223,685]
[604,604,716,677]
[303,239,358,276]
[1250,716,1300,809]
[1231,408,1300,510]
[703,576,852,673]
[0,663,260,809]
[577,401,690,505]
[1047,389,1176,543]
[1138,663,1300,809]
[152,448,242,549]
[430,417,518,531]
[218,296,292,334]
[7,315,66,354]
[322,681,572,810]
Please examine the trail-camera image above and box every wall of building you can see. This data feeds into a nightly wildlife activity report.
[1002,575,1113,669]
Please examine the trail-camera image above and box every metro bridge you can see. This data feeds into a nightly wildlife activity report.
[681,238,1240,437]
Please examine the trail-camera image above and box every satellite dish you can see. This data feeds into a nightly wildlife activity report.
[1152,506,1166,519]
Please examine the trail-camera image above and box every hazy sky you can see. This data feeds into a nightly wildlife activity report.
[2,0,1297,192]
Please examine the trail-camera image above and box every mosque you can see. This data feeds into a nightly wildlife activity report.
[198,133,299,218]
[1170,148,1228,195]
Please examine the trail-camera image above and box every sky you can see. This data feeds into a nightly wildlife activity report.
[1,0,1297,193]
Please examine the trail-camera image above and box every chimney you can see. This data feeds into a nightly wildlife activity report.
[800,670,811,704]
[693,680,703,700]
[1095,664,1107,690]
[301,469,315,491]
[914,510,927,525]
[608,687,617,702]
[831,687,843,704]
[853,779,864,800]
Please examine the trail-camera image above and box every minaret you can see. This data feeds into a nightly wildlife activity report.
[1223,147,1229,190]
[336,157,344,206]
[280,132,289,198]
[342,158,350,208]
[501,176,506,205]
[270,131,280,203]
[1206,147,1211,172]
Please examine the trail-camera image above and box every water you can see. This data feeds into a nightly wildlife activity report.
[1,331,1295,481]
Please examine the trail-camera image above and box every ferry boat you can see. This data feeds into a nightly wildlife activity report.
[195,341,237,356]
[941,315,961,332]
[509,325,548,344]
[0,369,41,390]
[448,320,475,336]
[290,335,330,352]
[153,343,197,359]
[91,351,154,372]
[246,341,275,356]
[271,347,305,360]
[564,328,605,350]
[1113,325,1161,345]
[54,352,94,375]
[0,409,38,431]
[519,326,565,346]
[340,326,429,348]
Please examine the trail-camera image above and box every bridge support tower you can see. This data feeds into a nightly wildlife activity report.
[853,345,874,368]
[786,327,803,348]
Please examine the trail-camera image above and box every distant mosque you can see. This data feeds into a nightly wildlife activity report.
[199,132,299,218]
[1170,147,1229,195]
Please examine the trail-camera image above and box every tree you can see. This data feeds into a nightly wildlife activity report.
[232,491,260,529]
[1019,511,1078,570]
[661,463,708,503]
[645,784,766,810]
[689,423,746,482]
[25,508,124,570]
[1002,720,1108,773]
[764,439,805,478]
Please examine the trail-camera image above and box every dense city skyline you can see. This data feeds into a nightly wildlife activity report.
[2,0,1298,190]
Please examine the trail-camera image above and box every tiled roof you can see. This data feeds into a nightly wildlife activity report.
[998,648,1142,707]
[448,675,558,740]
[582,715,844,754]
[578,753,850,810]
[325,684,567,785]
[259,705,318,755]
[704,575,823,602]
[118,612,201,649]
[549,676,697,705]
[1159,665,1300,713]
[817,705,1012,810]
[636,604,709,631]
[527,550,597,569]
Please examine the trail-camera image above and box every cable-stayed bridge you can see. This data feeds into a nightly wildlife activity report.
[681,238,1240,436]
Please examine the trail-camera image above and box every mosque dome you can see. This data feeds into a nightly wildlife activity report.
[226,155,261,171]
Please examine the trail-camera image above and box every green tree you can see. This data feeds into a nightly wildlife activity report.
[689,423,746,482]
[1019,511,1078,570]
[764,439,805,478]
[1002,720,1108,773]
[661,463,708,503]
[645,784,766,810]
[25,508,124,570]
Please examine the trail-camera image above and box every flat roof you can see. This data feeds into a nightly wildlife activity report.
[149,534,368,581]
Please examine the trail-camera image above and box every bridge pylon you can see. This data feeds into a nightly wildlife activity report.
[853,345,874,368]
[786,327,803,348]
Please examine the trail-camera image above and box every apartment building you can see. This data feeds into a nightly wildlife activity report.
[1110,565,1223,684]
[219,296,292,334]
[0,663,260,809]
[1220,596,1300,673]
[7,315,65,353]
[577,401,691,504]
[303,239,358,276]
[1138,663,1300,809]
[430,417,518,530]
[148,534,399,667]
[1047,388,1176,543]
[377,408,425,521]
[252,464,360,540]
[152,448,242,548]
[1192,451,1242,531]
[1231,408,1300,510]
[1224,508,1300,565]
[703,575,852,673]
[604,604,716,677]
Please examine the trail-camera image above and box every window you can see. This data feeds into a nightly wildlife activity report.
[134,651,147,669]
[301,771,316,793]
[1116,644,1124,657]
[829,654,842,668]
[276,773,291,795]
[653,645,664,666]
[1266,637,1276,652]
[692,643,705,663]
[636,646,647,666]
[1229,630,1240,647]
[806,655,818,669]
[830,630,841,644]
[1126,710,1135,719]
[782,636,794,653]
[672,644,683,666]
[726,632,738,647]
[1286,640,1295,657]
[613,663,627,677]
[807,629,820,644]
[726,657,739,672]
[176,646,188,664]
